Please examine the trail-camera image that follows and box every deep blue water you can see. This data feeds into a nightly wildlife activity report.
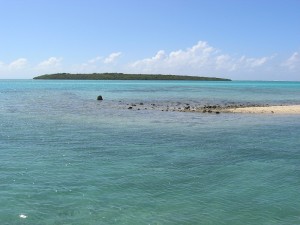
[0,80,300,224]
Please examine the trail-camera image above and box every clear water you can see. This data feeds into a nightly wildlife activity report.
[1,80,300,224]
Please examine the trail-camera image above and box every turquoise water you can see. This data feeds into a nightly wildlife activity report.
[1,80,300,224]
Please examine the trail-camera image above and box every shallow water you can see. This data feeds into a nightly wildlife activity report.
[0,80,300,224]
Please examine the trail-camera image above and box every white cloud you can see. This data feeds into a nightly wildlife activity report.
[215,54,236,71]
[0,58,30,78]
[104,52,122,64]
[74,56,103,73]
[130,41,217,74]
[88,56,102,64]
[8,58,28,70]
[236,55,273,69]
[282,52,300,70]
[75,53,122,73]
[37,57,62,69]
[129,41,273,76]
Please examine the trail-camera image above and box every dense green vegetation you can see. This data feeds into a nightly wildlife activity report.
[33,73,231,81]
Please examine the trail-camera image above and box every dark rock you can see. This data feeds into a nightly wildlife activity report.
[215,111,220,114]
[139,103,144,105]
[97,95,103,100]
[203,109,207,113]
[208,110,212,113]
[128,106,133,109]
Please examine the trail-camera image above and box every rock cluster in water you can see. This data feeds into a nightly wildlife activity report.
[96,95,268,114]
[121,101,268,114]
[97,95,103,100]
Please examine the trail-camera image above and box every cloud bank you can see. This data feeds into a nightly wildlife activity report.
[129,41,274,78]
[0,42,299,80]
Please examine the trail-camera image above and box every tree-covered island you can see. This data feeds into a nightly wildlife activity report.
[33,73,231,81]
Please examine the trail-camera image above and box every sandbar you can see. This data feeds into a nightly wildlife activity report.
[225,105,300,114]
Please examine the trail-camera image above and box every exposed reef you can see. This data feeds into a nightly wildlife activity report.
[108,99,276,114]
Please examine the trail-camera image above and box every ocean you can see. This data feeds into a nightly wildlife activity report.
[0,80,300,224]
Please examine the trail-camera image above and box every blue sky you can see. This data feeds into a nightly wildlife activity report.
[0,0,299,80]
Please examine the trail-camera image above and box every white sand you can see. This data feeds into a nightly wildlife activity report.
[225,105,300,114]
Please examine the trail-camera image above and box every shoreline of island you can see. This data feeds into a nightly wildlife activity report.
[33,73,231,81]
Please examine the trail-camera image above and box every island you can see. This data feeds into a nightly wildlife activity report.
[33,73,231,81]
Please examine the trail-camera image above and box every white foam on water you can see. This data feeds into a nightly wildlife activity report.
[19,214,27,219]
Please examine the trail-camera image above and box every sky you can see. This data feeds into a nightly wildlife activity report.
[0,0,299,80]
